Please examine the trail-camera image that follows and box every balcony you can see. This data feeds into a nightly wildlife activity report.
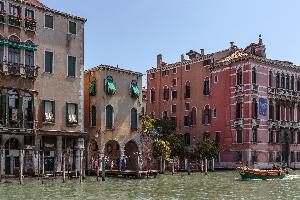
[1,62,38,79]
[0,11,6,23]
[233,118,244,128]
[252,118,260,127]
[251,84,259,92]
[268,87,276,95]
[235,85,243,93]
[8,15,22,27]
[24,18,36,31]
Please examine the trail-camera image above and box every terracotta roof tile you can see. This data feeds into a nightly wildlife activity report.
[24,0,47,8]
[217,49,248,63]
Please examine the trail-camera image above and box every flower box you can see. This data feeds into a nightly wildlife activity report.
[24,18,36,31]
[8,14,22,27]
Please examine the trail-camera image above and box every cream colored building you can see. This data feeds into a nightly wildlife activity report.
[84,65,143,171]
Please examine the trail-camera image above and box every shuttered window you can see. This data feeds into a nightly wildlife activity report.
[43,100,55,123]
[0,47,3,63]
[66,103,78,125]
[131,108,137,131]
[106,105,113,129]
[45,14,53,29]
[25,50,34,68]
[91,105,96,127]
[69,21,77,34]
[45,51,53,73]
[68,56,76,77]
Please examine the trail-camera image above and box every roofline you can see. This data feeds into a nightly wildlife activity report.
[12,0,87,23]
[85,65,143,76]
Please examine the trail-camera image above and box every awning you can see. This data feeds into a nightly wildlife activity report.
[0,40,37,51]
[107,79,116,94]
[131,83,140,97]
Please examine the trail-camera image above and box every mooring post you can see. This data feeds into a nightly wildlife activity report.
[42,151,45,177]
[171,159,175,175]
[63,152,66,183]
[212,159,215,171]
[37,150,40,180]
[187,159,191,175]
[205,158,208,175]
[136,152,140,178]
[19,150,24,185]
[101,153,105,181]
[0,148,2,182]
[79,149,83,183]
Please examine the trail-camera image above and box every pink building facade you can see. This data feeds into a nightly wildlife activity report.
[147,37,300,169]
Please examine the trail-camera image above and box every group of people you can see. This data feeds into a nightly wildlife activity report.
[90,155,129,171]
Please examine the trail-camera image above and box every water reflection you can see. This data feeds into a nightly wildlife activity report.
[0,171,299,200]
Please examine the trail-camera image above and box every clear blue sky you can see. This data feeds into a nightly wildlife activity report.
[43,0,300,81]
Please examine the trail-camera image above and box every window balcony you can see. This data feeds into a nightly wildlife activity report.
[235,85,243,93]
[1,62,38,79]
[233,118,243,128]
[268,120,278,128]
[8,15,22,27]
[268,87,276,95]
[251,84,259,92]
[252,118,260,128]
[24,18,36,31]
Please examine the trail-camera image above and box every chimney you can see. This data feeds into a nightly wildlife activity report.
[230,42,234,48]
[200,49,205,55]
[157,54,162,68]
[181,54,185,61]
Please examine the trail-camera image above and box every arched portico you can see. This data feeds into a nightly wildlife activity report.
[124,140,139,171]
[104,140,120,170]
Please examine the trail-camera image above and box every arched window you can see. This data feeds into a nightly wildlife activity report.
[91,105,96,127]
[163,86,169,101]
[297,79,300,92]
[24,92,33,128]
[276,73,280,88]
[191,107,197,125]
[8,89,19,124]
[106,105,113,130]
[8,36,21,67]
[252,98,258,119]
[202,105,211,125]
[237,68,243,86]
[162,111,168,119]
[184,133,191,146]
[203,78,210,95]
[281,74,285,88]
[291,75,295,91]
[276,102,280,121]
[131,108,138,131]
[185,81,191,99]
[105,76,116,95]
[150,88,155,103]
[269,71,273,87]
[236,101,242,119]
[5,138,19,150]
[269,101,274,120]
[286,75,290,90]
[252,68,257,84]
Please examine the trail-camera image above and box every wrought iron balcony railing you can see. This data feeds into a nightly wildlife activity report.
[1,61,38,79]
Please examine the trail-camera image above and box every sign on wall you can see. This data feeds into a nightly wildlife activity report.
[259,98,267,116]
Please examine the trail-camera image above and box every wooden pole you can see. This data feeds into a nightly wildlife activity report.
[42,151,45,177]
[187,159,191,175]
[205,158,208,175]
[37,150,40,180]
[101,155,105,181]
[79,149,83,183]
[212,159,215,171]
[63,153,66,183]
[136,153,140,178]
[0,149,2,182]
[201,159,204,173]
[19,150,23,185]
[171,159,175,175]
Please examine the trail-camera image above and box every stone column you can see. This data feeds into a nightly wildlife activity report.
[0,149,4,176]
[75,138,84,172]
[56,136,62,172]
[33,136,40,176]
[247,149,251,167]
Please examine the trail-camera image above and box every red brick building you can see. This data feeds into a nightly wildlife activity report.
[147,36,300,169]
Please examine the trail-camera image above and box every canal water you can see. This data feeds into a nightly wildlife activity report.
[0,171,300,200]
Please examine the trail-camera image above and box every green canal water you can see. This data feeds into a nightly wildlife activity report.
[0,171,300,200]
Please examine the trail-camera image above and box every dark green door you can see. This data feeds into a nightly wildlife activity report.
[44,157,54,172]
[5,157,11,175]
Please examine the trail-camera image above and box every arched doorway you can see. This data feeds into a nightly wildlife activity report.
[124,140,139,171]
[88,140,99,172]
[104,140,120,170]
[4,138,20,175]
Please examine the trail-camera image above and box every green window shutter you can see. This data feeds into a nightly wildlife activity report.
[88,80,96,95]
[41,100,45,122]
[131,82,140,98]
[107,79,116,95]
[52,101,55,123]
[18,96,24,128]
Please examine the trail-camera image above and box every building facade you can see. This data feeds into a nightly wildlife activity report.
[84,65,143,171]
[0,0,85,176]
[147,36,300,169]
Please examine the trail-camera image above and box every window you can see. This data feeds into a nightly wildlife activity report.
[172,90,177,99]
[276,103,280,121]
[162,111,168,119]
[171,104,177,113]
[236,101,242,119]
[291,76,295,91]
[8,47,20,66]
[269,101,274,120]
[150,73,156,79]
[8,90,19,124]
[203,132,210,141]
[214,75,218,83]
[252,99,258,119]
[213,108,217,118]
[150,89,155,103]
[286,75,290,90]
[191,107,197,125]
[236,130,243,143]
[251,151,258,163]
[69,21,77,34]
[106,105,113,129]
[297,80,300,91]
[203,59,211,66]
[185,64,191,71]
[276,73,280,88]
[269,152,275,162]
[0,1,4,11]
[172,78,177,87]
[269,71,273,87]
[9,4,20,16]
[25,50,34,68]
[215,132,220,144]
[252,129,258,143]
[131,108,138,131]
[185,82,191,99]
[184,115,190,126]
[68,56,76,77]
[163,87,169,101]
[276,152,282,162]
[162,70,169,76]
[292,152,297,162]
[25,9,34,19]
[202,105,211,125]
[45,51,53,73]
[298,132,300,144]
[252,68,257,84]
[105,76,116,95]
[281,74,285,88]
[185,102,190,111]
[170,116,177,126]
[66,103,78,125]
[236,151,243,162]
[0,46,3,64]
[184,133,190,146]
[91,105,96,127]
[43,100,55,123]
[203,78,210,95]
[269,130,274,144]
[45,14,54,29]
[297,152,300,162]
[24,92,33,128]
[291,132,295,144]
[276,131,280,143]
[172,67,177,74]
[237,69,243,86]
